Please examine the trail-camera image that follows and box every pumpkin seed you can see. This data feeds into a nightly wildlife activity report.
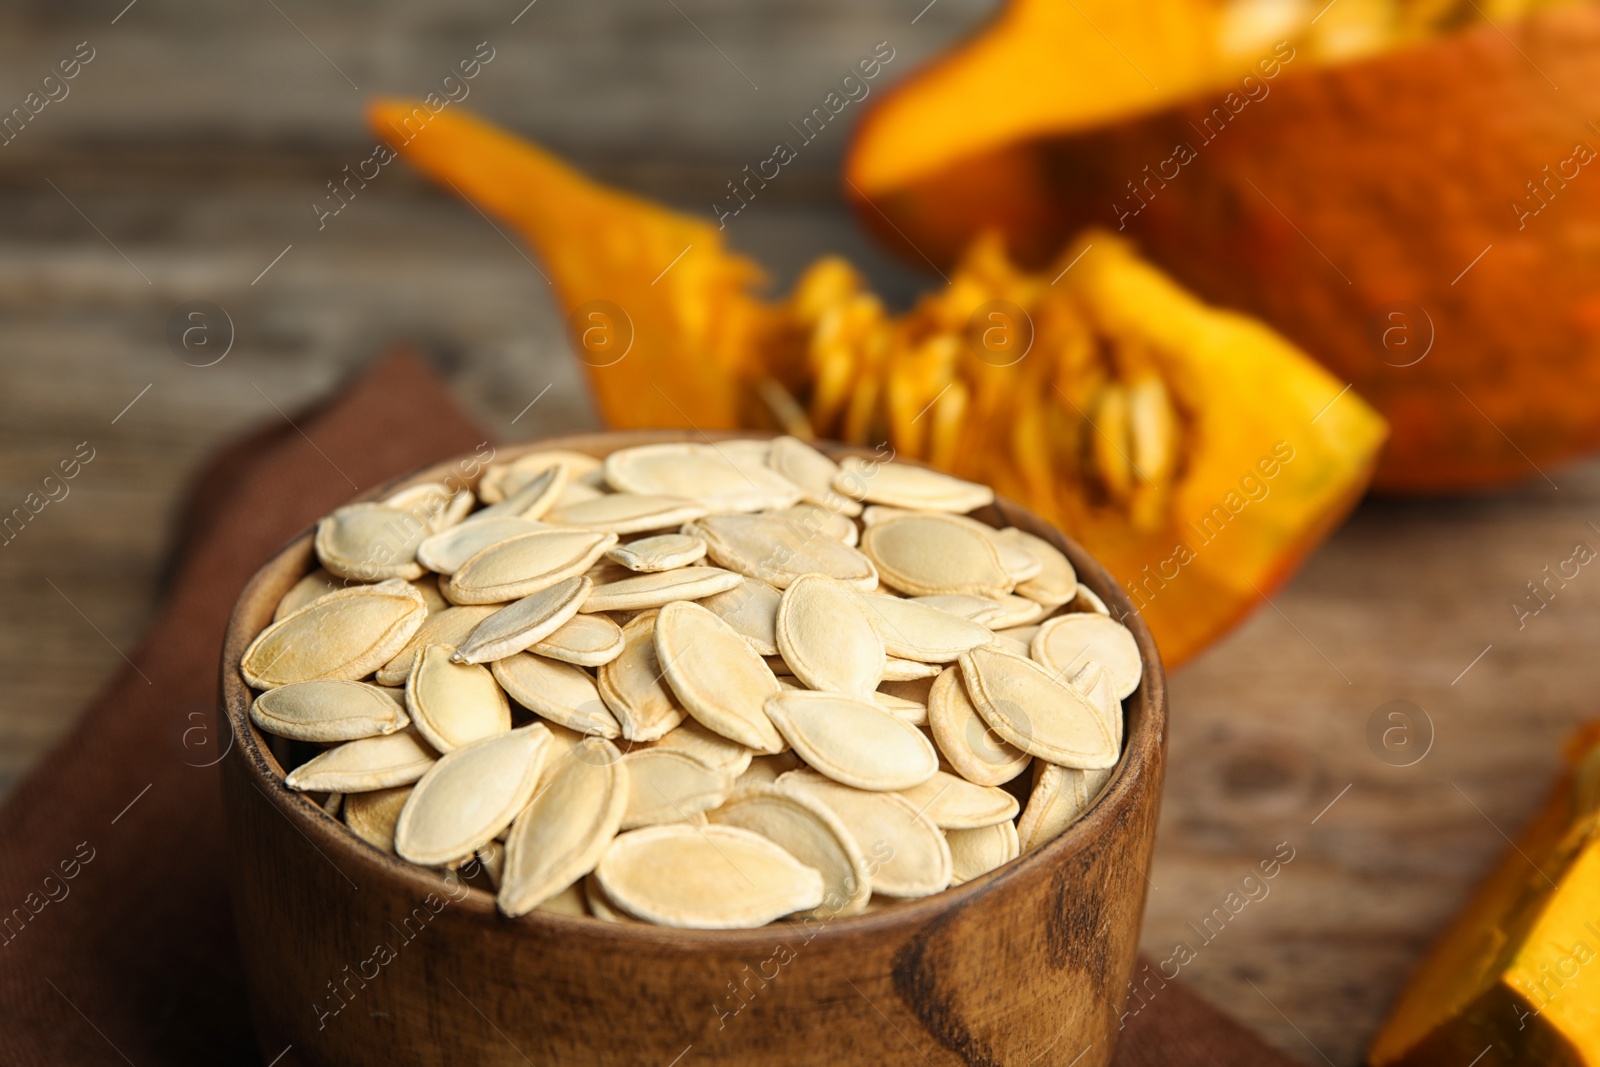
[383,482,474,528]
[606,533,707,572]
[855,593,993,663]
[736,752,803,791]
[619,748,732,829]
[898,770,1019,829]
[654,600,784,753]
[1070,585,1112,616]
[546,493,708,534]
[492,652,621,739]
[832,456,993,513]
[926,665,1030,787]
[405,645,512,752]
[445,529,616,605]
[537,881,590,917]
[882,657,942,681]
[649,719,755,778]
[416,516,547,575]
[596,824,824,928]
[479,450,601,504]
[1032,614,1143,700]
[767,436,863,516]
[375,605,500,686]
[242,580,428,689]
[998,528,1077,608]
[861,515,1012,598]
[498,737,629,916]
[284,727,437,793]
[693,513,877,590]
[707,785,871,916]
[343,784,413,852]
[250,680,409,743]
[452,576,591,664]
[959,645,1118,769]
[763,691,939,791]
[946,821,1020,885]
[469,464,566,524]
[872,690,928,726]
[530,612,625,667]
[315,503,430,581]
[583,873,640,923]
[911,594,1007,625]
[984,594,1046,629]
[582,566,744,613]
[604,442,803,514]
[697,577,781,656]
[1017,760,1114,852]
[596,612,686,742]
[778,770,951,899]
[273,567,344,621]
[775,574,885,698]
[394,723,552,867]
[772,503,860,546]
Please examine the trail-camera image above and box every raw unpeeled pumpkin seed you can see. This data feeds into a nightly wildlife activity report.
[530,612,625,667]
[498,737,628,916]
[996,527,1077,608]
[649,719,755,778]
[416,516,547,575]
[697,578,781,655]
[343,784,412,852]
[707,785,871,916]
[899,770,1020,829]
[393,723,552,867]
[767,436,862,516]
[597,612,686,742]
[406,644,511,752]
[546,493,707,534]
[778,770,952,899]
[1017,761,1114,853]
[606,533,706,572]
[581,566,743,613]
[469,464,566,524]
[946,820,1021,885]
[284,727,437,793]
[596,824,825,928]
[693,513,877,590]
[927,665,1031,787]
[882,657,942,681]
[273,567,343,621]
[478,450,600,504]
[654,600,784,753]
[376,605,500,686]
[775,574,884,698]
[491,652,621,738]
[619,748,731,829]
[451,576,591,664]
[250,680,409,742]
[833,456,994,513]
[315,503,430,581]
[445,529,616,605]
[959,645,1118,769]
[763,690,939,792]
[604,442,801,513]
[242,580,428,689]
[855,593,993,663]
[861,516,1012,599]
[1032,614,1143,700]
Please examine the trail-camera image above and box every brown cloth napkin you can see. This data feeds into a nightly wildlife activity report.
[0,351,1296,1067]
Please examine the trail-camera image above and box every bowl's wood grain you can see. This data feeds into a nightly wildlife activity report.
[220,431,1167,1067]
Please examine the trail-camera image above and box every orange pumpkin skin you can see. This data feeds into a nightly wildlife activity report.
[847,2,1600,493]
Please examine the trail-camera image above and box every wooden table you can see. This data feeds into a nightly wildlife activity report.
[3,2,1592,1062]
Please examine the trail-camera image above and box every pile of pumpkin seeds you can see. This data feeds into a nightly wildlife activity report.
[244,438,1138,928]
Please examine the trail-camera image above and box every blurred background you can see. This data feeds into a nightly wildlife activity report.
[4,2,1598,1063]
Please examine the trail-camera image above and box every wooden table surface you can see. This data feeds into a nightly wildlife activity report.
[4,2,1594,1064]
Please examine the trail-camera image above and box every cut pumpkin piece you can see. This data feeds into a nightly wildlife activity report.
[373,102,1385,667]
[846,0,1600,492]
[1371,722,1600,1067]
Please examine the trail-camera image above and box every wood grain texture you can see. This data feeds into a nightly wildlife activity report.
[221,432,1167,1067]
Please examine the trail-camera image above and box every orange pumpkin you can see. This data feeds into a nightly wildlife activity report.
[371,100,1385,666]
[846,0,1600,492]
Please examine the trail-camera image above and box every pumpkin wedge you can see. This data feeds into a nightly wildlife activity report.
[846,0,1600,492]
[371,101,1385,666]
[1371,723,1600,1066]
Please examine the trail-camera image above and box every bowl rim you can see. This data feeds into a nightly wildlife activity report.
[220,429,1168,949]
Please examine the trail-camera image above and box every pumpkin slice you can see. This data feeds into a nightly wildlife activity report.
[375,103,1384,666]
[1371,722,1600,1066]
[847,0,1597,491]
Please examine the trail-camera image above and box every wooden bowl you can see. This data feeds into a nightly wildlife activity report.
[220,430,1168,1067]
